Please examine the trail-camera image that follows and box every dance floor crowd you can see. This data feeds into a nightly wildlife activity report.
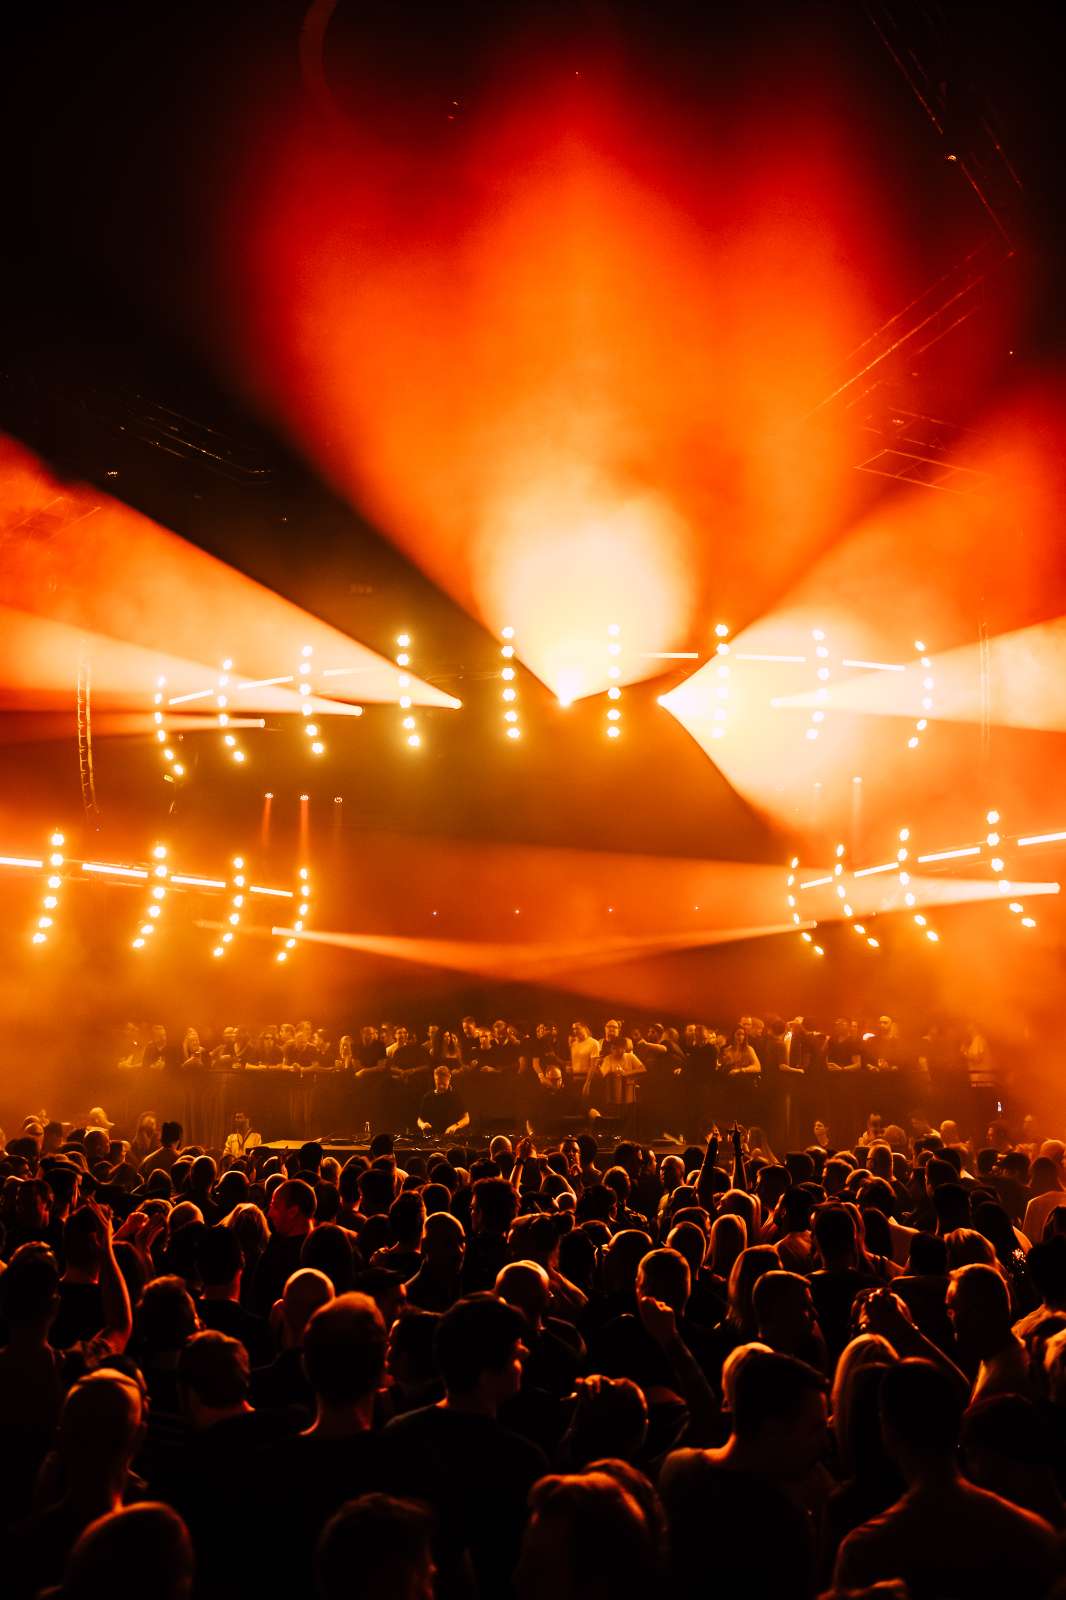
[2,1097,1066,1599]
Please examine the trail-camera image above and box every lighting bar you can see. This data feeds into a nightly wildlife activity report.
[852,862,898,878]
[82,862,150,879]
[915,846,981,864]
[235,675,294,690]
[170,874,228,889]
[0,855,44,869]
[798,876,833,890]
[1017,832,1066,848]
[167,688,215,706]
[840,659,906,672]
[734,652,808,663]
[249,884,294,898]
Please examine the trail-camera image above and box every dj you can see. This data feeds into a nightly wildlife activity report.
[417,1064,470,1140]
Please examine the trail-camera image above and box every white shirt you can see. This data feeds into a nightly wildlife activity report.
[570,1035,600,1080]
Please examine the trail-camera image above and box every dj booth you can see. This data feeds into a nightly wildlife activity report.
[112,1067,358,1149]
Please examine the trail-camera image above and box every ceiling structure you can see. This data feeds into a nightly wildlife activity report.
[2,0,1065,1030]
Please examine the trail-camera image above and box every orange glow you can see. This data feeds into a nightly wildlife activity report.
[218,68,905,698]
[0,436,455,713]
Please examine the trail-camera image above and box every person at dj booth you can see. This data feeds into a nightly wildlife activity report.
[526,1062,581,1138]
[417,1065,470,1140]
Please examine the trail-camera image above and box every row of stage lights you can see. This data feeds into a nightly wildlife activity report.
[500,627,520,740]
[721,631,937,754]
[150,621,946,789]
[787,808,1057,957]
[4,834,312,963]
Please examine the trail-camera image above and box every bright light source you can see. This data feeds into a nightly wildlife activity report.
[299,683,312,696]
[500,645,515,660]
[608,665,621,680]
[32,932,47,946]
[222,932,233,943]
[173,764,185,777]
[402,716,416,730]
[501,687,517,703]
[154,864,168,878]
[835,843,846,857]
[801,932,812,943]
[396,633,411,647]
[812,629,825,641]
[148,905,161,919]
[504,709,519,723]
[276,950,288,962]
[606,708,621,722]
[152,886,166,900]
[232,750,246,763]
[990,858,1004,873]
[843,904,853,917]
[501,626,515,640]
[213,946,224,957]
[407,734,421,748]
[907,737,920,749]
[506,726,521,740]
[49,852,64,868]
[311,741,324,755]
[298,903,309,916]
[43,895,57,910]
[607,686,621,701]
[926,930,939,942]
[224,734,236,747]
[501,667,515,681]
[1021,916,1036,929]
[716,642,730,656]
[813,946,824,956]
[396,653,410,667]
[47,875,61,889]
[305,724,318,738]
[714,622,729,638]
[805,728,819,741]
[285,938,297,949]
[132,937,145,949]
[608,623,621,637]
[986,832,1000,847]
[914,914,927,926]
[867,937,880,949]
[607,726,621,739]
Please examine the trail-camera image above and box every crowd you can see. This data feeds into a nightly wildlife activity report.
[3,1092,1066,1598]
[117,1010,999,1144]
